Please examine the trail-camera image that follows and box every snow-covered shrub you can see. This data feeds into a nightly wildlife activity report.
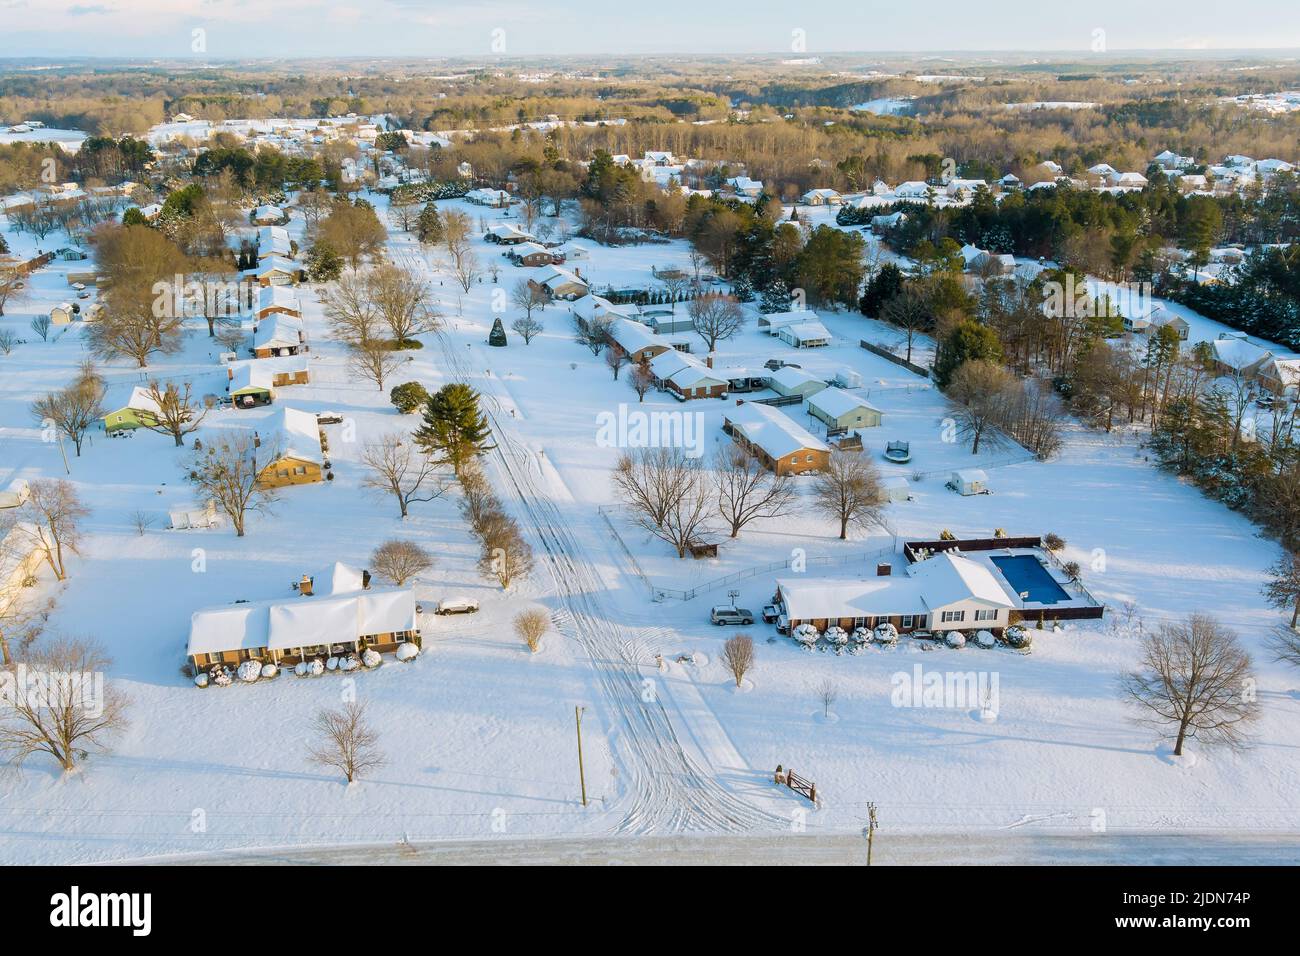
[326,656,339,671]
[340,654,360,671]
[294,661,310,678]
[944,630,966,649]
[362,648,382,668]
[193,672,210,689]
[211,667,233,687]
[974,629,996,649]
[824,626,849,648]
[396,642,420,662]
[852,626,872,645]
[261,663,278,679]
[237,660,262,683]
[792,623,819,649]
[873,622,899,645]
[1005,625,1032,649]
[308,658,325,676]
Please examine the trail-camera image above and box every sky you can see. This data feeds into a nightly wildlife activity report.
[1,0,1299,59]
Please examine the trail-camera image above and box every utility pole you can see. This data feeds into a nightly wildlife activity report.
[865,803,879,866]
[574,705,587,808]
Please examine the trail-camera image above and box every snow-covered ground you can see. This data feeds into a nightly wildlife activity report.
[1,192,1298,864]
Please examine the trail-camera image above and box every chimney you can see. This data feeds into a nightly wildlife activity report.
[299,574,314,596]
[573,266,581,278]
[706,353,714,369]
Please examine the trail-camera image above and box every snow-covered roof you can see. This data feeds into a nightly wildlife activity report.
[725,402,829,459]
[807,386,879,420]
[186,586,417,658]
[267,407,322,464]
[952,468,988,483]
[256,284,300,314]
[1211,336,1271,371]
[780,320,831,342]
[246,256,301,277]
[907,551,1016,610]
[254,312,304,350]
[768,365,822,390]
[257,225,292,257]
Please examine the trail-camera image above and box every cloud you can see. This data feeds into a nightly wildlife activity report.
[67,3,112,14]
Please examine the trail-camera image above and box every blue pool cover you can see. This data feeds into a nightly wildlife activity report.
[990,555,1071,604]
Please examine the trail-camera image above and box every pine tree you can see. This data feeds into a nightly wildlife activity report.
[414,384,495,476]
[759,278,792,314]
[417,202,444,245]
[488,316,508,347]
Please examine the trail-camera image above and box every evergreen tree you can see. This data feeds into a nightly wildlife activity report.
[417,202,444,245]
[934,320,1003,387]
[759,278,793,314]
[414,384,495,476]
[488,316,508,347]
[306,242,344,282]
[859,263,904,317]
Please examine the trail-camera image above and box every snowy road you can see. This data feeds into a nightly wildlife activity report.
[432,327,783,834]
[143,831,1300,866]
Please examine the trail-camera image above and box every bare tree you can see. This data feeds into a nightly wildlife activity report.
[511,315,543,344]
[86,285,186,367]
[30,369,104,457]
[319,269,380,344]
[478,516,535,588]
[0,516,44,666]
[1121,613,1257,757]
[370,260,438,345]
[309,701,385,784]
[880,288,930,363]
[510,278,546,323]
[0,264,26,317]
[187,431,276,537]
[349,337,404,392]
[574,314,612,355]
[630,360,655,402]
[514,608,549,654]
[613,447,713,558]
[721,634,755,687]
[370,539,434,585]
[605,346,628,380]
[442,210,480,292]
[141,379,207,447]
[0,328,18,355]
[0,637,129,772]
[1267,624,1300,673]
[688,293,745,352]
[714,446,797,538]
[947,359,1015,455]
[817,679,839,718]
[30,313,52,342]
[19,479,88,581]
[810,451,885,540]
[361,433,450,518]
[1262,552,1300,629]
[128,509,156,535]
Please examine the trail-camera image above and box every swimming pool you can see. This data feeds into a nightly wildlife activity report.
[990,555,1071,604]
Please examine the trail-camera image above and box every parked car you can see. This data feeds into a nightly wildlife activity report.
[435,597,480,615]
[762,605,780,623]
[1256,395,1278,409]
[763,359,802,371]
[710,605,754,625]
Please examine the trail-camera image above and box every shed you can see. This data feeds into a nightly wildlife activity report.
[881,475,911,502]
[949,468,989,496]
[807,387,882,431]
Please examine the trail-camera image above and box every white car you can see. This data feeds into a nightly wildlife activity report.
[435,597,480,615]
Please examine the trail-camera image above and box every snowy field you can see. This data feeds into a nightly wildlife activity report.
[1,191,1298,864]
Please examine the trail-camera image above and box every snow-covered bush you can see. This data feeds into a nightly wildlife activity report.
[309,658,325,676]
[852,626,872,645]
[824,626,849,648]
[396,642,420,662]
[1005,625,1032,649]
[193,672,210,689]
[261,663,279,679]
[294,661,310,678]
[873,622,899,645]
[792,623,820,649]
[974,629,996,649]
[340,654,360,671]
[326,656,339,671]
[944,630,966,649]
[362,648,382,668]
[211,667,233,687]
[237,660,262,683]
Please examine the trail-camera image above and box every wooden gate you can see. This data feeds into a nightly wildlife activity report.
[775,765,817,804]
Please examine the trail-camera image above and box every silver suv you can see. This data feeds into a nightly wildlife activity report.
[710,605,754,626]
